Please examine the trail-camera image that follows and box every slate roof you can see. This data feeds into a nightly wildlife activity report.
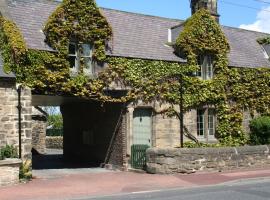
[4,0,270,68]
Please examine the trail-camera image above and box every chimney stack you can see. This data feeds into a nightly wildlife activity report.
[190,0,220,22]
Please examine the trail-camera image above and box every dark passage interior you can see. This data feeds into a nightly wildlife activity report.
[31,95,125,170]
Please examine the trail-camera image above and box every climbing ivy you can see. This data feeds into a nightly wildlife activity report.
[44,0,112,62]
[257,37,270,45]
[0,17,70,93]
[1,3,270,146]
[174,9,247,145]
[0,17,27,76]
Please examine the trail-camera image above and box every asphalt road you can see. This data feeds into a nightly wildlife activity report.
[80,178,270,200]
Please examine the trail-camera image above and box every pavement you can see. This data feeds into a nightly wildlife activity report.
[1,168,270,200]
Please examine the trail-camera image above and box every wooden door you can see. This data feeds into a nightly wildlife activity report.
[133,108,152,146]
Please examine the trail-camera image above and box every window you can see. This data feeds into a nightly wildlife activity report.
[196,55,213,80]
[197,108,216,139]
[68,43,93,74]
[208,109,215,136]
[197,109,205,137]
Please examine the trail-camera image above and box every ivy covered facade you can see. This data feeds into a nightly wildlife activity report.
[0,0,270,168]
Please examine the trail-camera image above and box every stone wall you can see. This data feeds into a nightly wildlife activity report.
[32,107,47,154]
[0,80,32,159]
[0,159,21,186]
[152,104,180,148]
[46,136,63,149]
[146,145,270,174]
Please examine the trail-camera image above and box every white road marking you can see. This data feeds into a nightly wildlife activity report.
[132,190,162,194]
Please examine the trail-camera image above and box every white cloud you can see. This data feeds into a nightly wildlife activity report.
[239,6,270,33]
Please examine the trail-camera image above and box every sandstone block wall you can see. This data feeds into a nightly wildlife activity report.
[0,159,21,187]
[46,136,63,149]
[152,104,180,148]
[0,81,32,159]
[152,105,217,149]
[147,145,270,174]
[32,111,47,154]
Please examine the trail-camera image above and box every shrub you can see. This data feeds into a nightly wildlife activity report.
[250,116,270,145]
[19,159,32,180]
[183,141,222,148]
[0,145,18,159]
[47,114,63,130]
[0,151,4,160]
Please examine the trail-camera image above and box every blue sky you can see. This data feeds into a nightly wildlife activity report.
[96,0,270,33]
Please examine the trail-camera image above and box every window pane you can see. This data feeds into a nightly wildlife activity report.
[69,43,76,55]
[82,44,92,57]
[68,56,76,69]
[208,109,215,136]
[196,56,203,77]
[195,65,202,77]
[197,109,205,137]
[203,56,207,80]
[206,56,213,79]
[200,55,213,80]
[83,57,92,70]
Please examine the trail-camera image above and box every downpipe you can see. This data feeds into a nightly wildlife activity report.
[16,84,22,159]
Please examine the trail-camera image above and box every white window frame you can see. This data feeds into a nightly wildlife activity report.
[196,55,213,80]
[197,108,216,140]
[197,109,205,138]
[68,42,93,75]
[208,109,215,138]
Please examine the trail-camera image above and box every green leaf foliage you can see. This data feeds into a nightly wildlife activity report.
[257,37,270,45]
[48,114,63,129]
[19,159,32,180]
[175,9,230,57]
[0,145,18,160]
[44,0,112,61]
[250,116,270,145]
[0,17,27,73]
[174,9,247,145]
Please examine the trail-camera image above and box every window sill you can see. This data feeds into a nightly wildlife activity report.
[69,68,94,77]
[197,137,218,142]
[83,68,94,76]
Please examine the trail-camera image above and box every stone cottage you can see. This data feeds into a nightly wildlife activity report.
[0,0,269,170]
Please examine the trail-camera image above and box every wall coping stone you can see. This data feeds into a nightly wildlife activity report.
[236,145,268,154]
[0,159,22,167]
[146,146,243,155]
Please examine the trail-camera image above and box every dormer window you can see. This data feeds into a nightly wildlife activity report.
[196,55,213,80]
[68,43,93,74]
